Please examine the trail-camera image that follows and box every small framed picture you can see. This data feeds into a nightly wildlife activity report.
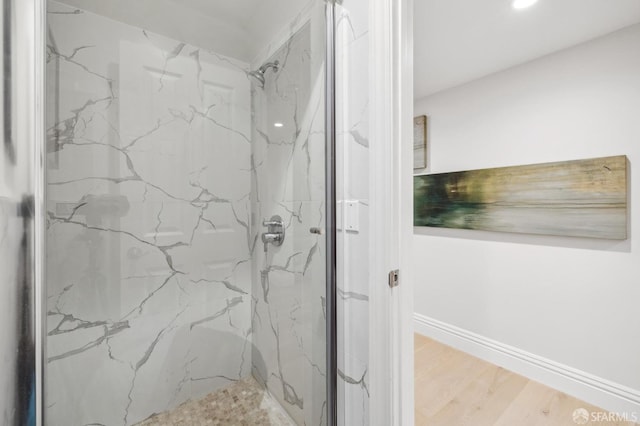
[414,115,427,170]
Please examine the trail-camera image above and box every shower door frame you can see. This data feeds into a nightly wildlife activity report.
[6,0,339,425]
[325,1,338,426]
[1,0,47,425]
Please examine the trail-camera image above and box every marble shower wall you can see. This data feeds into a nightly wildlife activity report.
[249,3,328,425]
[46,2,255,425]
[335,1,371,425]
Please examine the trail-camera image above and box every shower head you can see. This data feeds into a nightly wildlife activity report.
[248,60,280,88]
[248,70,266,87]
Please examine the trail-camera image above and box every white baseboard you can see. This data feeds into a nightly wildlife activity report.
[414,313,640,416]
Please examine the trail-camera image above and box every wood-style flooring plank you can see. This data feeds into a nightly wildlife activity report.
[426,365,528,426]
[414,334,638,426]
[415,349,493,418]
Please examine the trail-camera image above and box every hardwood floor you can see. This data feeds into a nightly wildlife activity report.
[414,334,638,426]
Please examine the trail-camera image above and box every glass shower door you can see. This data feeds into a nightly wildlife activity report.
[44,1,330,425]
[250,11,328,426]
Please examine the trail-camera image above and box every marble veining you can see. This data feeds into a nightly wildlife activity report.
[46,2,253,425]
[250,6,328,425]
[335,1,371,425]
[46,1,328,425]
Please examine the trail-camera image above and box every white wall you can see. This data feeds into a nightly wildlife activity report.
[413,22,640,401]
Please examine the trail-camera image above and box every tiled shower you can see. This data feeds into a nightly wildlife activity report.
[45,1,327,424]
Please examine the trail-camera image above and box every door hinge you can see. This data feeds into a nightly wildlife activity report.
[388,269,399,288]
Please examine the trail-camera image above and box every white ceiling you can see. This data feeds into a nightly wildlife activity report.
[56,0,304,63]
[414,0,640,99]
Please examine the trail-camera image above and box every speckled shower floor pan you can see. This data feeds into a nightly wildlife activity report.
[136,377,296,426]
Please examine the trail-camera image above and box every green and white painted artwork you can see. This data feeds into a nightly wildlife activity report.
[414,155,628,239]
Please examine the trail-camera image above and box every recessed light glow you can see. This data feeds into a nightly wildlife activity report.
[512,0,538,9]
[274,122,284,128]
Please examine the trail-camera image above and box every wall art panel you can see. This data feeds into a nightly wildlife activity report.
[414,155,628,239]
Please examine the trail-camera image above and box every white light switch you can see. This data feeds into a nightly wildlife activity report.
[345,200,360,233]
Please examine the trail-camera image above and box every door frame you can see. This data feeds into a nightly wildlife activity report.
[369,0,414,424]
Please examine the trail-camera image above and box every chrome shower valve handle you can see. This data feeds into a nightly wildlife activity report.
[261,215,285,251]
[262,219,282,227]
[261,232,282,244]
